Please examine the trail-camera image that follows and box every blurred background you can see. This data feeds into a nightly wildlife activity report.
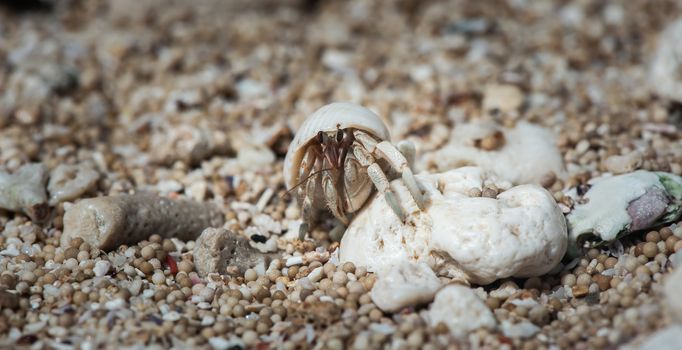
[1,0,681,175]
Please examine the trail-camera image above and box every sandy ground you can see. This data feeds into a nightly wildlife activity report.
[2,0,682,349]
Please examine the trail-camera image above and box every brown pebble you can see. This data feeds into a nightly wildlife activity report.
[477,130,505,151]
[272,290,286,300]
[635,265,651,276]
[576,273,591,286]
[232,305,246,317]
[643,242,658,258]
[0,290,19,309]
[58,313,76,327]
[434,322,449,334]
[468,188,482,197]
[73,291,87,305]
[64,247,79,260]
[645,231,660,243]
[485,297,500,309]
[592,275,611,291]
[178,260,193,273]
[666,236,679,252]
[272,305,287,318]
[549,298,562,312]
[529,305,550,325]
[254,287,270,301]
[162,239,176,252]
[572,285,588,298]
[70,237,85,249]
[524,277,542,290]
[675,240,682,253]
[139,261,154,275]
[141,245,155,260]
[369,308,383,321]
[256,321,270,334]
[0,274,16,289]
[341,262,356,274]
[660,227,674,240]
[587,249,600,259]
[482,188,497,198]
[539,172,557,189]
[604,257,618,269]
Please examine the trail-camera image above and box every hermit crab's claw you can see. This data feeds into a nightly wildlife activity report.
[397,140,416,169]
[367,163,406,222]
[401,168,425,211]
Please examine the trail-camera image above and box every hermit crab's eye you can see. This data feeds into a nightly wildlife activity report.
[336,130,344,142]
[317,131,325,143]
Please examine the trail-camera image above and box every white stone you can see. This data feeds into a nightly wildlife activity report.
[482,84,524,114]
[0,163,48,221]
[47,163,100,205]
[664,267,682,322]
[500,320,540,338]
[105,298,126,310]
[425,285,496,338]
[417,121,565,185]
[0,244,20,257]
[671,252,682,269]
[340,167,567,285]
[633,325,682,350]
[489,281,519,300]
[209,337,245,350]
[156,180,183,194]
[237,144,275,172]
[187,181,207,202]
[649,18,682,102]
[201,315,216,326]
[163,311,181,321]
[603,151,643,175]
[93,260,111,277]
[370,261,442,312]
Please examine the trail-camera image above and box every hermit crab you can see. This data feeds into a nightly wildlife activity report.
[284,102,425,236]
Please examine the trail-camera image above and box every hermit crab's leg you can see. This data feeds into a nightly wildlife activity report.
[397,140,416,170]
[354,132,425,211]
[322,172,350,226]
[329,223,346,242]
[298,178,315,240]
[298,148,323,240]
[352,145,406,222]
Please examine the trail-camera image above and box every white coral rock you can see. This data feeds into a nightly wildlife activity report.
[370,260,442,312]
[425,284,496,338]
[663,266,682,323]
[48,163,100,205]
[649,17,682,102]
[417,121,565,185]
[339,167,567,285]
[0,163,49,221]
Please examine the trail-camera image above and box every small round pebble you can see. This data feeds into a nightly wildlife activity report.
[245,269,258,282]
[643,242,658,258]
[332,271,348,286]
[152,272,166,285]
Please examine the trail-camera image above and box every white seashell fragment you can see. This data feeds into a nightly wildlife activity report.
[566,171,682,256]
[340,167,567,285]
[0,163,49,222]
[425,284,496,338]
[418,121,565,185]
[93,260,111,277]
[370,260,442,312]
